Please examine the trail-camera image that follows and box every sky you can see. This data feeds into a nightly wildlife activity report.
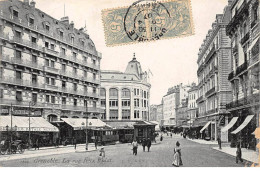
[35,0,228,105]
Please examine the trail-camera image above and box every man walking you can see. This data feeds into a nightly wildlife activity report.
[73,137,77,150]
[217,136,222,149]
[147,138,152,152]
[132,139,138,156]
[236,143,243,163]
[142,138,146,152]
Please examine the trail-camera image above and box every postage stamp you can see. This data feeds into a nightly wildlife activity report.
[102,0,194,46]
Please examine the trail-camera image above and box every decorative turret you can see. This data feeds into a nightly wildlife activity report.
[125,53,144,79]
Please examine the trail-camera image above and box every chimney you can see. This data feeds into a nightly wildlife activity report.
[60,16,69,25]
[70,21,74,29]
[24,0,29,5]
[30,0,36,8]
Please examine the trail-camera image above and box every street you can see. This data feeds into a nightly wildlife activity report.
[0,135,249,167]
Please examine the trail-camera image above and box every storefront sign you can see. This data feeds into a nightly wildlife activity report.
[0,109,9,115]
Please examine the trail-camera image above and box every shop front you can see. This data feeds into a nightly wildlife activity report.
[0,115,59,147]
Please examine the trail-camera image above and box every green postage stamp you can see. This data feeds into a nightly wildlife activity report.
[102,0,194,46]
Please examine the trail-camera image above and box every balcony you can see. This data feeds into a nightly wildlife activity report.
[226,93,259,110]
[240,32,249,45]
[43,103,61,109]
[205,46,216,64]
[1,55,43,70]
[206,108,218,115]
[87,107,100,113]
[197,64,204,75]
[0,76,45,88]
[45,84,59,90]
[235,61,248,75]
[12,37,43,51]
[205,87,216,97]
[251,20,257,28]
[43,47,59,57]
[196,95,204,103]
[226,0,249,35]
[44,66,59,74]
[228,71,234,81]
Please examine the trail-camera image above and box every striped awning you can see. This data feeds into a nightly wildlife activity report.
[61,118,109,130]
[231,115,254,134]
[221,117,238,132]
[0,116,59,132]
[200,121,211,133]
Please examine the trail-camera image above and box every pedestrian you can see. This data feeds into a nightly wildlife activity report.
[73,137,77,150]
[172,141,183,167]
[95,138,98,150]
[170,132,172,138]
[132,139,138,156]
[236,143,243,163]
[160,134,163,141]
[142,138,146,152]
[34,138,39,150]
[147,138,151,152]
[99,146,105,158]
[217,136,222,149]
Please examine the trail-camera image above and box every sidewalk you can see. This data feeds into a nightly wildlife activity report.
[213,147,259,164]
[0,143,97,162]
[187,138,218,145]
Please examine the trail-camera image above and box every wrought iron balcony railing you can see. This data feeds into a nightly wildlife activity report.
[235,61,248,75]
[205,87,216,97]
[241,32,250,45]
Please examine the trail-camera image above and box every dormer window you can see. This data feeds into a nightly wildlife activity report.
[71,37,74,44]
[46,25,50,31]
[60,31,63,38]
[13,10,18,18]
[29,17,34,25]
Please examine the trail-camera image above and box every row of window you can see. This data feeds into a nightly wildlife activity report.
[10,71,97,93]
[11,9,91,49]
[11,90,96,107]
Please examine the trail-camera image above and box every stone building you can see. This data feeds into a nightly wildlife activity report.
[226,0,259,150]
[100,54,151,121]
[187,83,198,126]
[149,103,163,123]
[0,0,102,121]
[196,2,232,141]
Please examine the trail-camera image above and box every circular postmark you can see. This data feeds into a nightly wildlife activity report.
[124,0,170,42]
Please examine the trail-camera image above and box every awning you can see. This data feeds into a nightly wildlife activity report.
[231,115,254,134]
[200,121,211,133]
[61,118,109,130]
[133,121,157,126]
[247,38,259,53]
[221,117,238,132]
[0,116,59,132]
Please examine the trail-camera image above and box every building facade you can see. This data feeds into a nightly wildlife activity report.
[196,2,232,141]
[187,83,198,126]
[162,86,179,127]
[149,103,163,124]
[0,0,102,121]
[100,54,151,121]
[226,0,259,150]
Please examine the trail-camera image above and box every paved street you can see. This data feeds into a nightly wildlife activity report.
[0,135,248,167]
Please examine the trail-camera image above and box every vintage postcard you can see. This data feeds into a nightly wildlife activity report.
[0,0,259,168]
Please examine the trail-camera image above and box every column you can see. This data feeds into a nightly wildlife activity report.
[118,87,122,120]
[105,87,110,120]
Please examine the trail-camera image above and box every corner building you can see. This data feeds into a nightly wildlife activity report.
[100,54,151,121]
[196,2,232,142]
[0,0,102,121]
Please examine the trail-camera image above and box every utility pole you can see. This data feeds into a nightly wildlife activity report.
[85,103,88,151]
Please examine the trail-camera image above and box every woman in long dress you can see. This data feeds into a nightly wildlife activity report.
[172,141,183,167]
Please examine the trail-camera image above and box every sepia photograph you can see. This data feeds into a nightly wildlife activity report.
[0,0,259,168]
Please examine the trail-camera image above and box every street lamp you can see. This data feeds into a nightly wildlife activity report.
[85,117,88,151]
[28,101,36,149]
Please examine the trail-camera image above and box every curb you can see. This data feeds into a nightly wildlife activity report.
[75,149,98,153]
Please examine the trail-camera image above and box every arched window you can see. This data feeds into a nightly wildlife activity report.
[100,88,106,97]
[109,88,118,97]
[122,88,130,97]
